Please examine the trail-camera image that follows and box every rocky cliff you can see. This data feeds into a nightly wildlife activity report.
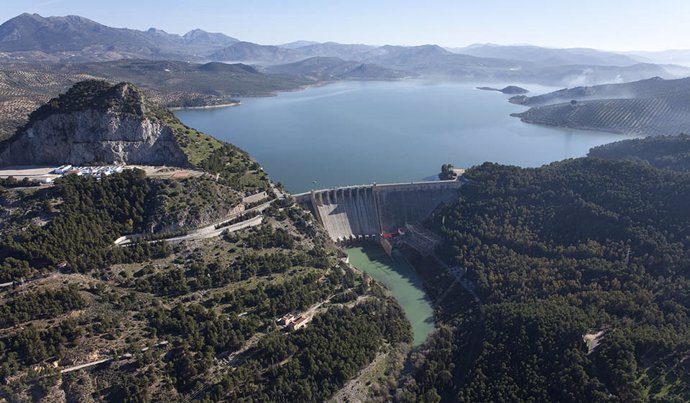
[0,80,192,166]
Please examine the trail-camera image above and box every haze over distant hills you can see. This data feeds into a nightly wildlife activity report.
[265,57,414,81]
[2,13,689,87]
[450,44,641,67]
[511,76,690,136]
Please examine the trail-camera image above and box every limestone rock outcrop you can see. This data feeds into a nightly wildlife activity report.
[0,80,191,167]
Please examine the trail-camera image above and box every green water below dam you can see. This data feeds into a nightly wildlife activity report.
[346,244,435,347]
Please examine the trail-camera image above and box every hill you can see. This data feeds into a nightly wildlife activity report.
[286,42,375,60]
[354,45,678,85]
[477,85,529,94]
[589,134,690,171]
[454,44,640,67]
[0,80,262,189]
[511,77,690,135]
[0,171,409,403]
[1,13,688,89]
[210,41,299,64]
[0,84,411,402]
[399,157,690,402]
[510,76,690,106]
[266,56,415,80]
[0,13,237,62]
[358,44,522,76]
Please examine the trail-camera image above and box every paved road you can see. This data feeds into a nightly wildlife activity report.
[60,358,111,374]
[166,215,264,243]
[116,198,278,246]
[58,341,168,374]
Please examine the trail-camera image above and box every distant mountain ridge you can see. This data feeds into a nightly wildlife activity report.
[2,12,689,87]
[211,41,297,63]
[452,44,640,67]
[0,13,238,61]
[265,56,415,80]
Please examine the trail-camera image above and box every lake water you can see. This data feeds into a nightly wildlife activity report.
[175,79,629,347]
[346,245,434,347]
[175,79,627,193]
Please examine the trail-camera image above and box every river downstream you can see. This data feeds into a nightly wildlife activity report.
[346,245,434,346]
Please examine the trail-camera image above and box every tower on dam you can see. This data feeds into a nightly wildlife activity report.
[294,179,462,242]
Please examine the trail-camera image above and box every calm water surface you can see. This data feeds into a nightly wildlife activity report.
[175,80,627,193]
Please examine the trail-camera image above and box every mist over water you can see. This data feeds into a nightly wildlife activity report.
[176,80,628,193]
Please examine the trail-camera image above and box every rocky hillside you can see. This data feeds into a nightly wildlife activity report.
[0,80,237,169]
[0,80,190,166]
[0,163,409,403]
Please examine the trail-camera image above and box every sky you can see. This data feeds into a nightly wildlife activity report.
[2,0,690,51]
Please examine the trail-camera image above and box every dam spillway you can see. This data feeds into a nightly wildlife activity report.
[294,179,462,242]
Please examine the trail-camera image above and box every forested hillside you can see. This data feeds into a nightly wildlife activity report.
[589,134,690,171]
[400,158,690,402]
[0,168,411,402]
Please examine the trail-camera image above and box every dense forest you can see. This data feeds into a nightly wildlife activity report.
[401,157,690,402]
[589,134,690,171]
[1,170,172,274]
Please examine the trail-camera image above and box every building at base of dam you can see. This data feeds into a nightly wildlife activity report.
[293,179,462,242]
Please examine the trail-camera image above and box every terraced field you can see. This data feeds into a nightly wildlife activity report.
[512,76,690,136]
[514,98,690,136]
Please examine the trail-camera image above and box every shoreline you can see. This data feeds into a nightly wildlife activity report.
[511,115,641,136]
[169,101,241,111]
[170,77,412,111]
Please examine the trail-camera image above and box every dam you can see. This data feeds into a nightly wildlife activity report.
[294,179,463,242]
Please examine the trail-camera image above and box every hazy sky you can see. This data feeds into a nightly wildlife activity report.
[2,0,689,51]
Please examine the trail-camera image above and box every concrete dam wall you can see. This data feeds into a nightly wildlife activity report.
[294,179,462,242]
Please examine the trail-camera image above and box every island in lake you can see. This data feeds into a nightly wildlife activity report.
[477,85,529,94]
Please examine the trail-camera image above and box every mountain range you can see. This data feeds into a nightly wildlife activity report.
[450,44,641,67]
[0,13,238,61]
[2,13,689,87]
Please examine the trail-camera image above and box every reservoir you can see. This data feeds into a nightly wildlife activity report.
[346,245,434,347]
[175,79,629,346]
[175,80,628,193]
